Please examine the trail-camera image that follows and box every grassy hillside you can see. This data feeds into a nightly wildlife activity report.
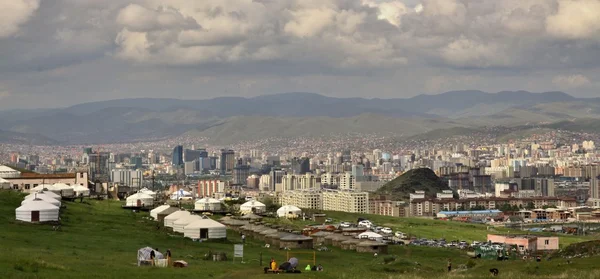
[187,115,462,144]
[0,191,598,279]
[376,168,451,200]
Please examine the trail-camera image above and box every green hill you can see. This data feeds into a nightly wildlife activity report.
[0,191,595,279]
[376,168,451,200]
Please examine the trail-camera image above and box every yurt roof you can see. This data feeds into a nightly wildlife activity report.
[358,240,387,247]
[127,192,153,200]
[342,238,362,244]
[241,200,265,207]
[239,213,263,220]
[22,195,60,206]
[259,228,278,235]
[280,234,313,241]
[17,199,59,211]
[52,183,72,190]
[310,231,332,237]
[185,219,226,229]
[173,214,204,224]
[164,210,191,220]
[358,232,383,239]
[196,197,221,204]
[278,205,302,212]
[24,191,60,200]
[151,205,170,214]
[0,177,9,183]
[223,219,248,226]
[31,184,53,192]
[72,185,89,191]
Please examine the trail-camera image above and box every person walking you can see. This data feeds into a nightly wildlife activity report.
[166,249,172,266]
[241,233,246,244]
[447,259,452,272]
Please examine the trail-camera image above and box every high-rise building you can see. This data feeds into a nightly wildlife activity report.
[291,157,310,175]
[89,152,112,182]
[270,168,286,192]
[339,172,355,190]
[352,164,364,178]
[233,165,250,185]
[111,169,143,189]
[220,149,235,174]
[172,145,183,167]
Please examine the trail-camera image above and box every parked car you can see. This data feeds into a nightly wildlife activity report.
[381,227,393,234]
[358,220,373,228]
[325,218,333,223]
[339,222,351,228]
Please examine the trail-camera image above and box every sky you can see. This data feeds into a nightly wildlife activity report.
[0,0,599,109]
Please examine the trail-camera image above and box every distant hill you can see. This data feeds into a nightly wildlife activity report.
[542,119,600,133]
[0,129,58,145]
[186,114,462,145]
[0,90,598,144]
[376,168,451,200]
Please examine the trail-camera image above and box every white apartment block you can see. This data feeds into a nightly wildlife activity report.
[281,173,321,192]
[339,172,355,190]
[280,190,322,210]
[322,190,369,213]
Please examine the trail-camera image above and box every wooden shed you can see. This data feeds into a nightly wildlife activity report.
[341,238,362,250]
[280,234,314,249]
[332,234,353,247]
[310,231,333,246]
[356,240,388,254]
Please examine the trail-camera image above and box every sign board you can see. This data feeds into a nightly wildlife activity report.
[233,244,244,263]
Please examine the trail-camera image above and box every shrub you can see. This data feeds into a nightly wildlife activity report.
[465,259,477,269]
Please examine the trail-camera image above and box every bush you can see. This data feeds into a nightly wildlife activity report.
[466,259,477,269]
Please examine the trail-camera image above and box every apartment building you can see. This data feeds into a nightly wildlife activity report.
[369,195,407,217]
[197,180,226,197]
[280,190,322,210]
[409,197,577,217]
[322,190,369,213]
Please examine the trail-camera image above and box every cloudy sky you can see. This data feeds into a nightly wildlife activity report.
[0,0,599,109]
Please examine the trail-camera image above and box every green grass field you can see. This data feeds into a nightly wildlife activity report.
[1,191,599,279]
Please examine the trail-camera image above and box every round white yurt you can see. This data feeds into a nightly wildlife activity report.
[139,188,156,198]
[150,205,170,220]
[172,214,205,233]
[164,210,191,227]
[194,197,222,211]
[22,193,61,207]
[72,185,90,197]
[125,193,154,207]
[240,200,266,214]
[358,231,383,241]
[276,205,302,218]
[26,190,61,201]
[183,219,227,239]
[16,196,60,222]
[50,183,75,197]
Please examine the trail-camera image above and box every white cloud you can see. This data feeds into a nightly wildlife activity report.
[2,0,600,109]
[0,0,40,37]
[552,74,591,88]
[116,4,198,32]
[546,0,600,39]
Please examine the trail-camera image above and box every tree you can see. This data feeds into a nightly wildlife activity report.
[262,197,280,213]
[525,202,535,210]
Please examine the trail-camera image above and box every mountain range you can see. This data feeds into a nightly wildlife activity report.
[0,90,599,144]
